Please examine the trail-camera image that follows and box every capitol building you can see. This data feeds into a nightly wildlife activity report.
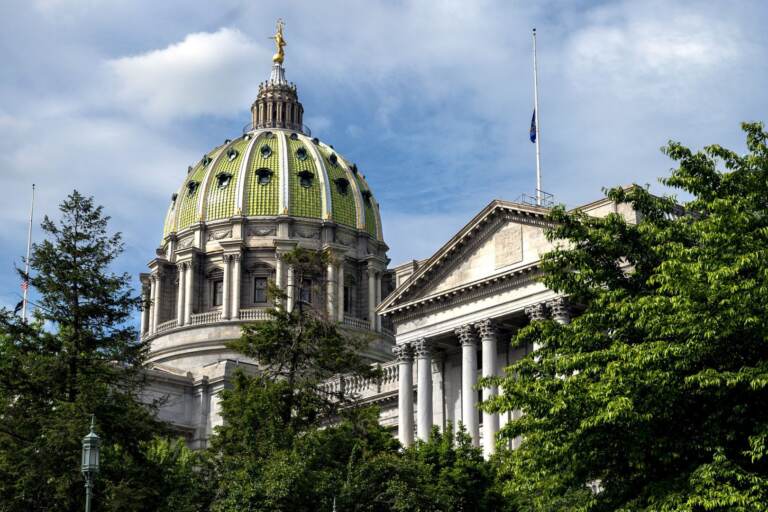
[140,27,639,458]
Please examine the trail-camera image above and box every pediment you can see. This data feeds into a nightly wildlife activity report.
[380,200,553,315]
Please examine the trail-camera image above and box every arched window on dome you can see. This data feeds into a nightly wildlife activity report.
[334,178,350,195]
[260,144,273,159]
[295,147,308,161]
[216,172,233,189]
[186,181,200,197]
[298,170,314,189]
[255,168,273,186]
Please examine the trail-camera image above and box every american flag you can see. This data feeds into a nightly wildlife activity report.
[20,280,28,291]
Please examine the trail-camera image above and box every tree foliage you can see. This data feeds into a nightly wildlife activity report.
[489,123,768,511]
[0,191,202,511]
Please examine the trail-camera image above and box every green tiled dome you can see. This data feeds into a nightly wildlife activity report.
[162,128,383,241]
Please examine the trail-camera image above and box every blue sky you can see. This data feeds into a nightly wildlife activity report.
[2,0,767,311]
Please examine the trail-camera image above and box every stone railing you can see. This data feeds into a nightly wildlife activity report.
[320,360,400,402]
[190,310,222,325]
[239,307,271,321]
[342,316,371,331]
[156,319,178,334]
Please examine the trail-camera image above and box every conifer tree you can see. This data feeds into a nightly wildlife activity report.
[0,191,204,511]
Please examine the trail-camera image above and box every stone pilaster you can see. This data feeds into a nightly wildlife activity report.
[176,263,186,326]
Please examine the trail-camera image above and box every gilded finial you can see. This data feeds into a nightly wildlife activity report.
[270,19,287,64]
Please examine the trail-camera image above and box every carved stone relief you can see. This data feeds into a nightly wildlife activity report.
[207,229,232,241]
[494,224,523,269]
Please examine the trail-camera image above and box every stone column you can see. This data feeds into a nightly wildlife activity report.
[152,271,163,332]
[475,319,499,458]
[547,297,570,325]
[184,262,194,325]
[326,262,336,320]
[147,276,156,333]
[140,283,150,335]
[286,264,295,313]
[375,274,383,331]
[176,264,186,326]
[525,302,547,352]
[455,324,479,446]
[414,338,433,442]
[367,264,377,331]
[222,255,232,320]
[394,343,414,448]
[337,263,345,321]
[231,253,242,320]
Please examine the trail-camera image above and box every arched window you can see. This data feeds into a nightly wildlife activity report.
[255,168,273,185]
[298,170,313,188]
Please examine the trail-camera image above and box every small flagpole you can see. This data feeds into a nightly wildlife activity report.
[22,184,35,321]
[532,28,542,206]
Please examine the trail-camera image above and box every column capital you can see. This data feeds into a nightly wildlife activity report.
[546,297,570,323]
[474,318,497,339]
[413,338,434,358]
[455,324,478,346]
[393,343,413,362]
[524,302,547,322]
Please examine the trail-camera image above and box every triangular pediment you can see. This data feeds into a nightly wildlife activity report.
[380,200,553,315]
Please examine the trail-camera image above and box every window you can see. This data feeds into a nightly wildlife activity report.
[311,137,319,145]
[202,155,212,166]
[334,178,350,195]
[362,190,372,205]
[256,168,272,185]
[216,172,232,189]
[260,144,273,159]
[298,170,313,188]
[343,285,353,314]
[296,147,308,161]
[254,277,268,303]
[212,280,224,307]
[171,193,178,206]
[290,132,299,140]
[299,279,312,304]
[186,181,199,197]
[227,148,239,161]
[328,153,338,167]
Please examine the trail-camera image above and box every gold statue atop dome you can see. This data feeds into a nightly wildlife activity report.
[270,19,286,64]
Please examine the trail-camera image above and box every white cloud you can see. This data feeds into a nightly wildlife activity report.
[109,28,268,122]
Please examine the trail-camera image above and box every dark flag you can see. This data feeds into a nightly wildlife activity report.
[13,300,23,316]
[530,109,537,143]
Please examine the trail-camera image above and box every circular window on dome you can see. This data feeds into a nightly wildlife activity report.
[187,181,200,197]
[350,163,358,175]
[260,145,273,159]
[227,148,239,161]
[216,172,233,189]
[244,133,252,141]
[171,192,178,206]
[201,155,212,166]
[362,190,372,205]
[265,131,275,139]
[311,137,319,145]
[296,147,308,161]
[187,165,193,174]
[290,132,299,140]
[328,153,339,167]
[334,178,350,195]
[255,168,273,185]
[298,170,314,188]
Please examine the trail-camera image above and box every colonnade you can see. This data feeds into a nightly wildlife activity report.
[141,250,385,336]
[395,297,570,458]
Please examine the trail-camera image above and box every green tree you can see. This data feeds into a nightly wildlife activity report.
[489,123,768,511]
[341,426,510,512]
[210,247,382,510]
[0,191,205,511]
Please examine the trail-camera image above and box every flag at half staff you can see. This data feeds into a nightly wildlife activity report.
[529,109,537,143]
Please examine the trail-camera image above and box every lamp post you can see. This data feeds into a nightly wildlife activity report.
[81,415,100,512]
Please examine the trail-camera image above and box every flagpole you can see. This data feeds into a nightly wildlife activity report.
[22,184,35,321]
[532,28,542,206]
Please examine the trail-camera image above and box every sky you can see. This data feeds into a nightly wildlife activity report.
[1,0,767,311]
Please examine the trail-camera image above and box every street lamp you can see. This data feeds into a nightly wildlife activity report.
[81,415,100,512]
